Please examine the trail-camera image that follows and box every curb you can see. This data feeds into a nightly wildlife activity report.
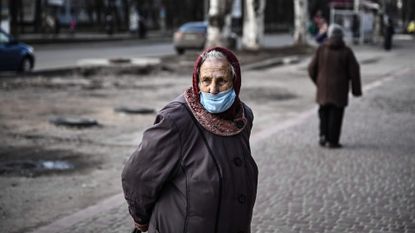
[18,33,172,45]
[243,55,301,71]
[1,55,303,78]
[0,67,78,79]
[1,54,381,79]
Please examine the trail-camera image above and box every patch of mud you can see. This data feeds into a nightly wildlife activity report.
[49,116,99,128]
[0,146,99,177]
[241,86,297,101]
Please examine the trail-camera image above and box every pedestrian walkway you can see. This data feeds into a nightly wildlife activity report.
[251,67,415,233]
[30,64,415,233]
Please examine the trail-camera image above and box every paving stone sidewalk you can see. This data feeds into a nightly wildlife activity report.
[31,64,415,232]
[252,68,415,233]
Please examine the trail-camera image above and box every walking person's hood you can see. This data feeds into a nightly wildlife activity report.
[326,24,345,49]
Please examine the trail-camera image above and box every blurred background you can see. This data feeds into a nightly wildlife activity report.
[0,0,413,45]
[1,1,415,233]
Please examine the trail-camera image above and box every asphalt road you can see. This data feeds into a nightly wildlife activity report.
[32,34,295,71]
[33,40,176,71]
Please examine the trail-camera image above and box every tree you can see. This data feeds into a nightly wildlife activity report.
[206,0,233,48]
[242,0,266,50]
[206,0,267,50]
[8,0,22,35]
[94,0,105,26]
[293,0,309,45]
[34,0,43,33]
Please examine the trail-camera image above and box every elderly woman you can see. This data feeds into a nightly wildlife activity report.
[308,25,362,148]
[122,47,258,233]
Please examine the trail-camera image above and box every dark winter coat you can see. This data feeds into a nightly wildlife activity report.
[121,94,258,233]
[308,38,362,107]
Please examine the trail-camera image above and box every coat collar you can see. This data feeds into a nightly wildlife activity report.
[184,87,247,136]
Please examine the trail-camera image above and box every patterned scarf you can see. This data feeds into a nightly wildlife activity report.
[184,87,247,136]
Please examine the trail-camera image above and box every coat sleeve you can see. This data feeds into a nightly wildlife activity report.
[347,49,363,96]
[308,47,320,84]
[121,110,182,225]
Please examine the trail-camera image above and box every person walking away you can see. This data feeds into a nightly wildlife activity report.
[308,24,362,148]
[383,17,394,51]
[122,47,258,232]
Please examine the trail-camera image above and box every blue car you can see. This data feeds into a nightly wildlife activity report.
[0,29,35,72]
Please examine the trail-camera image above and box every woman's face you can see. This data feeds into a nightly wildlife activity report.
[199,58,233,94]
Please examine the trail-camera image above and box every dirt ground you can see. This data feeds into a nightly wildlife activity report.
[0,47,315,233]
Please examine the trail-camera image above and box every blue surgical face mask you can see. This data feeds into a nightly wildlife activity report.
[199,88,236,113]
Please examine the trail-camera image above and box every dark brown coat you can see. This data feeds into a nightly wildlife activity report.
[121,95,258,233]
[308,38,362,107]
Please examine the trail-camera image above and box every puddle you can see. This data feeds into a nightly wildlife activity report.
[49,116,99,128]
[0,160,75,177]
[0,147,98,177]
[109,58,131,64]
[114,106,155,114]
[40,160,75,170]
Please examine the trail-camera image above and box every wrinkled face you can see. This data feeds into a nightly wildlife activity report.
[199,58,233,94]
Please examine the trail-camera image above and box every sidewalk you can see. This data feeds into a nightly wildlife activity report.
[251,67,415,233]
[30,65,415,233]
[28,39,415,233]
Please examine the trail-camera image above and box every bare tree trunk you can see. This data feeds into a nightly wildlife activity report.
[293,0,308,45]
[95,0,104,26]
[206,0,225,47]
[34,0,42,33]
[242,0,266,50]
[122,0,129,30]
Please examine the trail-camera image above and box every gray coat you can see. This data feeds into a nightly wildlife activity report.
[122,95,258,233]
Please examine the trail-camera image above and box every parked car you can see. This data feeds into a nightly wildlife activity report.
[0,29,35,72]
[173,21,207,54]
